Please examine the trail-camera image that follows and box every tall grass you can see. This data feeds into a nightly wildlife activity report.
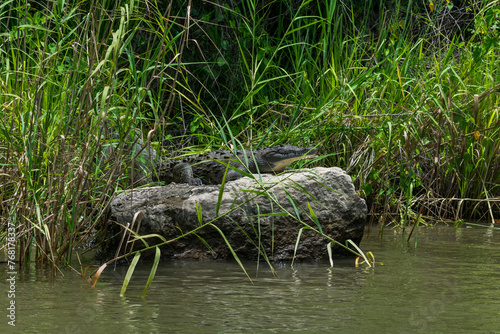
[0,0,191,269]
[0,0,498,274]
[192,0,499,224]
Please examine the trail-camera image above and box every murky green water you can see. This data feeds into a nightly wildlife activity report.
[2,224,500,333]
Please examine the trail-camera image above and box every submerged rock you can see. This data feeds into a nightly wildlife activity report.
[98,167,367,262]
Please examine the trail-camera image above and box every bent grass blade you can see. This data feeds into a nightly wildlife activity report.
[291,226,308,267]
[142,246,161,297]
[307,201,323,234]
[347,239,372,268]
[327,242,333,267]
[90,263,107,287]
[120,252,141,296]
[209,223,253,284]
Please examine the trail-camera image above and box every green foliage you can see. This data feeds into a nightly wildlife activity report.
[0,0,189,268]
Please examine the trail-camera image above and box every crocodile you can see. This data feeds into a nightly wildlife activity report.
[154,144,317,185]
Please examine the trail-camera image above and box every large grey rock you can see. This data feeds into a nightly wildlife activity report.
[98,167,367,261]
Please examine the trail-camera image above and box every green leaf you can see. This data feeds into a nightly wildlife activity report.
[121,252,141,296]
[284,189,300,220]
[217,56,227,66]
[473,45,483,63]
[307,201,322,234]
[249,212,288,217]
[142,247,161,297]
[190,115,201,132]
[209,223,253,283]
[194,233,215,257]
[292,227,309,267]
[196,202,203,225]
[484,36,499,53]
[363,183,373,196]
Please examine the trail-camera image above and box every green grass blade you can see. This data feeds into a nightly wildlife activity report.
[291,226,309,267]
[216,163,230,217]
[346,239,372,268]
[307,201,322,234]
[196,202,203,225]
[120,252,141,296]
[142,246,161,297]
[209,223,253,283]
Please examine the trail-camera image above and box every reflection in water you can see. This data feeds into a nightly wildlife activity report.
[1,224,499,333]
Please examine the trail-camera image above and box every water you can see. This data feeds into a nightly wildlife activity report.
[2,224,500,333]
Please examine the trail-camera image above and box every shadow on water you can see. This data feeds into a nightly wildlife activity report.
[2,223,500,333]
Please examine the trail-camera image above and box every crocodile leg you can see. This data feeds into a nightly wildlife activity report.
[225,167,246,182]
[173,162,202,186]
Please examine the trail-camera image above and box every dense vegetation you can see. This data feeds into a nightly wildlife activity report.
[1,0,499,271]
